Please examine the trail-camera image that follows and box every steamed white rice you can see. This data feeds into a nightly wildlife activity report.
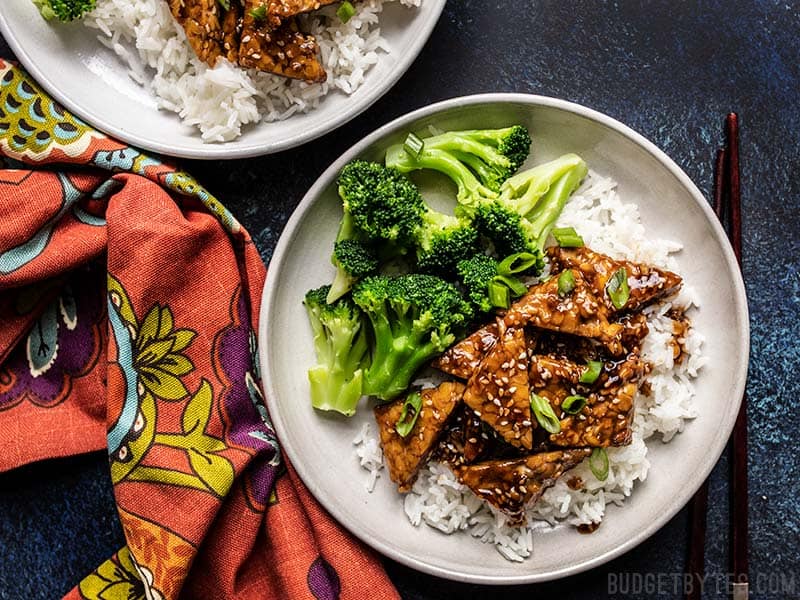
[84,0,421,142]
[353,171,707,561]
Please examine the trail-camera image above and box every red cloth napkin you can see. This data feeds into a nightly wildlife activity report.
[0,59,399,600]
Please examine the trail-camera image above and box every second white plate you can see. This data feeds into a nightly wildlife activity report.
[0,0,445,159]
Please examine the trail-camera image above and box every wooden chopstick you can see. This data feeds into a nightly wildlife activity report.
[726,113,749,600]
[686,114,748,600]
[684,146,727,600]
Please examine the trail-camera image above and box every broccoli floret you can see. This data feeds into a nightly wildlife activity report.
[456,254,499,313]
[32,0,95,21]
[337,160,476,276]
[353,274,473,400]
[428,126,531,191]
[471,154,588,271]
[304,286,370,417]
[385,126,531,206]
[416,208,479,275]
[328,160,425,301]
[338,160,424,245]
[327,238,378,304]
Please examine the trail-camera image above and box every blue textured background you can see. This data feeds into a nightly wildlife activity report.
[1,1,798,598]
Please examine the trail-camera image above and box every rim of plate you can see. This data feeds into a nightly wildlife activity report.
[0,0,446,160]
[259,93,750,584]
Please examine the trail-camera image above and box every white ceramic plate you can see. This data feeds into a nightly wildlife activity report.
[258,95,749,584]
[0,0,445,159]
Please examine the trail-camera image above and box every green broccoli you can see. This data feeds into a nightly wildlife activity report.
[304,286,370,417]
[338,160,424,245]
[327,237,378,304]
[327,160,424,301]
[456,254,499,313]
[32,0,95,21]
[415,207,479,275]
[337,160,477,277]
[471,154,588,270]
[385,126,531,205]
[352,274,473,400]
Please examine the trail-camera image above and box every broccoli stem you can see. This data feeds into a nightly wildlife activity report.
[426,135,509,168]
[308,367,364,417]
[362,313,438,400]
[328,213,357,303]
[528,160,589,252]
[386,145,494,204]
[305,286,369,416]
[500,153,585,217]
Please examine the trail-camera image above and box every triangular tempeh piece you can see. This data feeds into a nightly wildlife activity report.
[463,321,532,450]
[548,354,646,448]
[374,381,464,492]
[239,2,327,82]
[433,322,500,380]
[504,269,624,356]
[546,246,682,313]
[169,0,225,66]
[457,449,591,524]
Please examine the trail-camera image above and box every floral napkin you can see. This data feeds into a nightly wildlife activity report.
[0,58,399,600]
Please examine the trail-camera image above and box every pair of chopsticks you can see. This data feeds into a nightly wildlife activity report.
[685,114,748,600]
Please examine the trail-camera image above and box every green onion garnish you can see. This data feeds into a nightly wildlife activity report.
[217,0,230,10]
[337,0,356,23]
[395,391,422,438]
[562,394,587,414]
[606,267,630,309]
[579,360,603,384]
[497,252,538,276]
[403,132,424,158]
[552,226,584,248]
[488,279,511,309]
[249,4,267,19]
[557,270,575,296]
[530,393,561,434]
[492,275,527,297]
[589,447,609,481]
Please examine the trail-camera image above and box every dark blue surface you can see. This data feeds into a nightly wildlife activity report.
[1,1,799,598]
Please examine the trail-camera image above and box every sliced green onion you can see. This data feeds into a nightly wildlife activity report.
[249,4,267,19]
[530,393,561,434]
[562,394,587,414]
[217,0,230,10]
[589,447,609,481]
[497,252,538,276]
[488,280,511,309]
[395,391,422,438]
[557,270,575,296]
[551,226,585,247]
[606,267,630,309]
[403,132,424,158]
[579,360,603,384]
[492,275,527,297]
[337,0,356,22]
